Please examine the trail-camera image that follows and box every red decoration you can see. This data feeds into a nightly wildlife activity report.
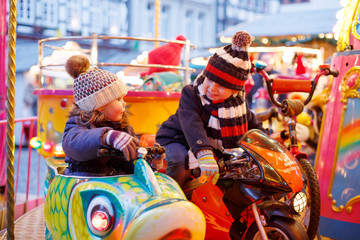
[295,53,306,75]
[141,35,187,77]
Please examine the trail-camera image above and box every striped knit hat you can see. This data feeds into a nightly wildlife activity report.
[202,31,252,91]
[65,55,127,111]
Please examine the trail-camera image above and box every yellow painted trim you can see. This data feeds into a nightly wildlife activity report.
[337,0,359,51]
[340,67,360,103]
[330,196,345,212]
[345,195,360,213]
[352,1,360,40]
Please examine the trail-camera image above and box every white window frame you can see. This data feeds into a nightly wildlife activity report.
[18,0,35,24]
[41,0,58,28]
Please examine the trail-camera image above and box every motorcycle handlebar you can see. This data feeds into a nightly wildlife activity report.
[252,62,339,110]
[327,69,339,77]
[255,107,279,122]
[97,146,165,158]
[185,151,254,192]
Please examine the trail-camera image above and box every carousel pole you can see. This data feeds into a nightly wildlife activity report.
[154,0,160,48]
[6,0,17,239]
[0,0,6,118]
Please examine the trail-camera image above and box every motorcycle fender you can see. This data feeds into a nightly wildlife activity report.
[294,152,308,160]
[257,200,293,219]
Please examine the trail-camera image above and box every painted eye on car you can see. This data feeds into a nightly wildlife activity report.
[87,196,115,236]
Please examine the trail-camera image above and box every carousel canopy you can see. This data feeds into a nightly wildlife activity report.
[218,9,340,38]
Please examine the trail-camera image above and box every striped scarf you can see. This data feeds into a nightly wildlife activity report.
[194,75,248,150]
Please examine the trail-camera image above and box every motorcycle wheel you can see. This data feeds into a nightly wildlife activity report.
[296,157,321,240]
[245,217,309,240]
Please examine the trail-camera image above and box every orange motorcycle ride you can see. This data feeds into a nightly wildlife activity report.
[184,129,309,240]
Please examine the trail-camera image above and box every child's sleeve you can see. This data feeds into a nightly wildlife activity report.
[246,103,266,132]
[178,86,213,154]
[62,117,112,161]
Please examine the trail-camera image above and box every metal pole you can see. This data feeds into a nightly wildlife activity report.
[154,0,160,48]
[6,0,18,239]
[251,203,269,240]
[38,41,43,88]
[184,39,191,85]
[90,33,98,67]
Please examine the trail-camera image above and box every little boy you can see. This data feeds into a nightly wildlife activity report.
[156,31,265,188]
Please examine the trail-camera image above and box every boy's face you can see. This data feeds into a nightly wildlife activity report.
[98,96,126,122]
[203,78,237,101]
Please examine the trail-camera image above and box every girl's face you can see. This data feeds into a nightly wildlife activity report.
[99,96,126,122]
[203,78,237,101]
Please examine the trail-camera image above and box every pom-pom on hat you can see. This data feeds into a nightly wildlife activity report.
[65,55,127,111]
[201,30,252,91]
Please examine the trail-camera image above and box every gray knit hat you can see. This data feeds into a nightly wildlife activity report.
[65,55,127,111]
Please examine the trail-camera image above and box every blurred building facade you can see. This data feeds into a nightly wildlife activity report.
[14,0,279,49]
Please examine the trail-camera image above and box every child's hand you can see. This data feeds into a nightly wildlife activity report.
[197,150,219,184]
[151,143,166,170]
[105,130,138,161]
[151,158,164,170]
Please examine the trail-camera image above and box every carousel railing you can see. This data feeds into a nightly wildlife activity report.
[0,117,45,230]
[38,34,196,88]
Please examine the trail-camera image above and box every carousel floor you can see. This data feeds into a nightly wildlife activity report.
[0,204,45,240]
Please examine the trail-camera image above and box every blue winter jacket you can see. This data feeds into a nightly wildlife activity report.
[62,116,136,175]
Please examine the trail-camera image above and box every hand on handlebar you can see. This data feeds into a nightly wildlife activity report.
[150,143,166,170]
[105,130,139,161]
[197,150,219,184]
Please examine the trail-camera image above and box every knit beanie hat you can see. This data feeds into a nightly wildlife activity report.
[65,55,128,111]
[201,31,252,91]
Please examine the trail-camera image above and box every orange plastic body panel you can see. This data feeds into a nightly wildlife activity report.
[242,142,304,192]
[191,182,234,240]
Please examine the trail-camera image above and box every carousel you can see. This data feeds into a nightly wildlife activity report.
[0,0,360,239]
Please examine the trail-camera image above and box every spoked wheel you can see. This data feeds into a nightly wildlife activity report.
[294,157,321,240]
[245,217,309,240]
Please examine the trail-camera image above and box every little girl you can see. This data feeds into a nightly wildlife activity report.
[62,55,139,176]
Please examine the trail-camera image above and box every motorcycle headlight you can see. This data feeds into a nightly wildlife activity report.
[292,192,307,213]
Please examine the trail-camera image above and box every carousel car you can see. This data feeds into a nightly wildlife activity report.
[44,148,206,240]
